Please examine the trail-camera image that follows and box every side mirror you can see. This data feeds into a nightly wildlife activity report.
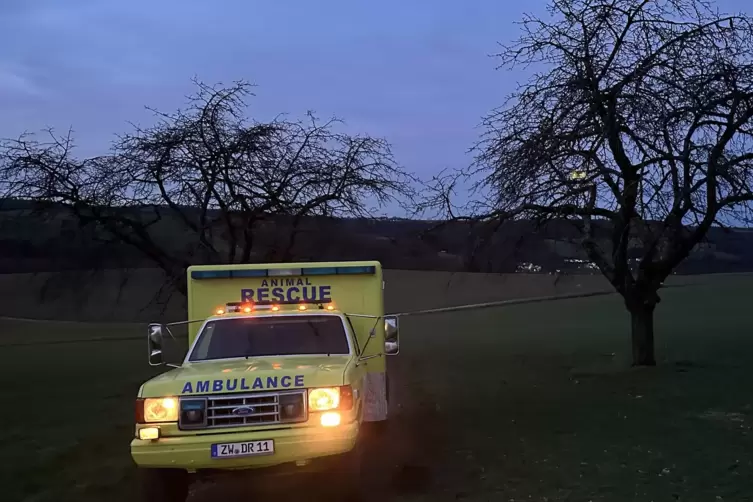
[384,315,399,356]
[147,323,165,366]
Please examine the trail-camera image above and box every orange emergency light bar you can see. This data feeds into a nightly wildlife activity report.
[214,301,336,315]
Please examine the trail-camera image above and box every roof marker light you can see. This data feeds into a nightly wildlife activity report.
[215,308,225,315]
[271,305,280,312]
[326,305,335,311]
[298,305,307,311]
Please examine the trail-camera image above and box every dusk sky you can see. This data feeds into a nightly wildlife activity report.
[0,1,537,187]
[0,0,748,213]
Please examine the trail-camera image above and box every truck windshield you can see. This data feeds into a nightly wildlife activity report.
[188,315,350,361]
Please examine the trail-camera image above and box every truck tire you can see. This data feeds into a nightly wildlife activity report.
[140,468,189,502]
[339,434,364,501]
[367,419,388,436]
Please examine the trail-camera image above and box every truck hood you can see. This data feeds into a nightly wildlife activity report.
[140,355,352,398]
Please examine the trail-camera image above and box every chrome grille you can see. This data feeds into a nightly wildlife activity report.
[205,390,307,429]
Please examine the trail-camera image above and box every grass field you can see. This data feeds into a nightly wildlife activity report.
[2,272,752,501]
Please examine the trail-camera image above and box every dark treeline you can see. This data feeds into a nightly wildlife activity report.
[2,200,752,276]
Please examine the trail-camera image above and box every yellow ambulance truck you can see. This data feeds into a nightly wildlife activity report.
[131,261,399,501]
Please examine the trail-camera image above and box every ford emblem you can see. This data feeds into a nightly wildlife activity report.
[231,405,256,416]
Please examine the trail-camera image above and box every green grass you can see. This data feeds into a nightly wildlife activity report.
[0,322,175,502]
[393,274,753,501]
[1,273,752,501]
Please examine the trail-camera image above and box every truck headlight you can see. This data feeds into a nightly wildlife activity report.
[308,388,340,411]
[138,397,178,423]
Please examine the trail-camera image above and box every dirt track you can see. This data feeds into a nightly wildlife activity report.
[188,355,443,502]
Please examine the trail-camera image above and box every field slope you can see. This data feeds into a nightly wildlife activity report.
[1,273,752,501]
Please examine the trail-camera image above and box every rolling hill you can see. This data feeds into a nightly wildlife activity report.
[2,198,752,276]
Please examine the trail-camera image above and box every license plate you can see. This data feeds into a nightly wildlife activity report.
[211,440,275,458]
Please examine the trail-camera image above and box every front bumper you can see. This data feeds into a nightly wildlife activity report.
[131,421,359,471]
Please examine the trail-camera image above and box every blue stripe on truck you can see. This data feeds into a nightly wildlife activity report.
[190,265,375,280]
[300,266,377,275]
[302,267,338,275]
[230,269,269,278]
[335,266,376,275]
[190,270,231,279]
[190,269,267,280]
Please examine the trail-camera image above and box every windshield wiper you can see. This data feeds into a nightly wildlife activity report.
[306,320,331,356]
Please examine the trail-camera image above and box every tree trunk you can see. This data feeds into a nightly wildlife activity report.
[629,302,656,366]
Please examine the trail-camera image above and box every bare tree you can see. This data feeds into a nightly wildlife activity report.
[0,79,415,295]
[426,0,753,365]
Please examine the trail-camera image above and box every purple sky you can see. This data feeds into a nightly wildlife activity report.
[0,0,748,215]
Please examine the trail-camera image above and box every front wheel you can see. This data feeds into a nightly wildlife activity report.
[140,468,189,502]
[337,436,364,501]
